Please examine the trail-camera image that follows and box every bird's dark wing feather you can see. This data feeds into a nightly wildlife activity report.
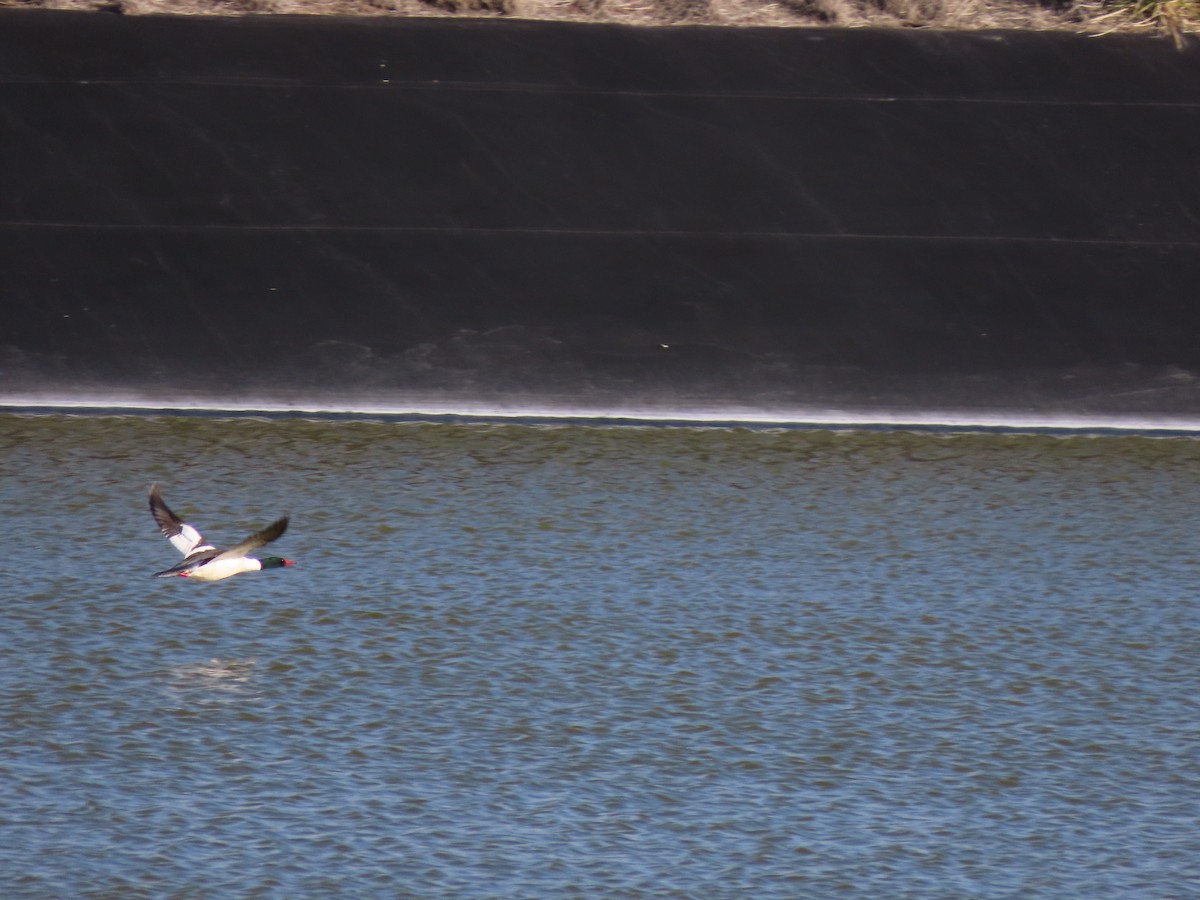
[149,484,211,557]
[214,517,289,561]
[152,547,222,577]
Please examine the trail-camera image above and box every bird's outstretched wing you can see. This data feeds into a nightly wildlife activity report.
[214,517,289,562]
[149,484,214,558]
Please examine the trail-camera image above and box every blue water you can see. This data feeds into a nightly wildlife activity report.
[1,414,1198,897]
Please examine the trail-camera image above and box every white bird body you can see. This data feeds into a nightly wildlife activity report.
[175,556,268,581]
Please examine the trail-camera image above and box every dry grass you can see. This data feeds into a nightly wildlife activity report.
[1083,0,1200,43]
[2,0,1196,35]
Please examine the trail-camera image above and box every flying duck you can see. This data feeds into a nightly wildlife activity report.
[149,483,294,581]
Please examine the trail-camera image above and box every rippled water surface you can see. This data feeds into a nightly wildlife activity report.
[1,414,1198,897]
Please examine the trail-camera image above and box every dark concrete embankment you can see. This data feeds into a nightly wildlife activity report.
[2,10,1199,420]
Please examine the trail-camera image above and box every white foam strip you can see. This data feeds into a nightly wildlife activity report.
[4,391,1200,435]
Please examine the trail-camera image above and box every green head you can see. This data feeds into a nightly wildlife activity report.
[260,557,295,570]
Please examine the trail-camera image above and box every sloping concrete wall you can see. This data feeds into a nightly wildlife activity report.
[2,10,1199,420]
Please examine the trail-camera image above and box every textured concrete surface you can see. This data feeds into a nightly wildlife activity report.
[2,10,1199,419]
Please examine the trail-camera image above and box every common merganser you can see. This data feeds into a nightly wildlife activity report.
[149,484,294,581]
